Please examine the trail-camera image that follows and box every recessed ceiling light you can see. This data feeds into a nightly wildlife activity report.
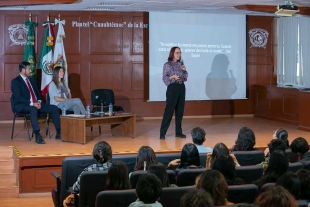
[97,3,132,7]
[84,7,115,10]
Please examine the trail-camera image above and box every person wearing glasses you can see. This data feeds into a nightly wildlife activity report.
[11,61,61,144]
[160,46,188,140]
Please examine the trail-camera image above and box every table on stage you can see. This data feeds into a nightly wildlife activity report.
[60,113,136,144]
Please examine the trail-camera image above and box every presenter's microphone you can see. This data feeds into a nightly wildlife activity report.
[180,59,184,66]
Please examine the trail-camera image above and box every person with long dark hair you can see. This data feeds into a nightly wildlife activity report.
[252,150,288,189]
[206,143,240,168]
[49,66,86,114]
[134,146,158,171]
[232,127,256,151]
[105,161,131,190]
[167,143,203,174]
[148,163,177,187]
[211,155,244,185]
[159,46,188,140]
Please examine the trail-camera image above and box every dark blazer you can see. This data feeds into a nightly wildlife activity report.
[11,75,41,113]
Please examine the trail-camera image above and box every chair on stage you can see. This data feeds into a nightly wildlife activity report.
[10,94,49,141]
[90,89,124,134]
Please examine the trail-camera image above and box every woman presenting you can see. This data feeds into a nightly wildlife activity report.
[160,46,188,140]
[49,66,86,115]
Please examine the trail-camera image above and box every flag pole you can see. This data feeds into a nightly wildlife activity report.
[29,13,31,21]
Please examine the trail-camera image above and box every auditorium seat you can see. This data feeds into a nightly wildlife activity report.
[303,161,310,170]
[227,184,259,203]
[285,149,298,163]
[75,171,108,207]
[297,200,309,207]
[95,186,194,207]
[176,168,206,187]
[130,170,176,188]
[288,162,303,172]
[231,150,264,166]
[259,182,275,194]
[235,165,263,184]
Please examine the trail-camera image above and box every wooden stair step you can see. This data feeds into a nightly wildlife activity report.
[0,147,13,158]
[0,159,15,170]
[0,186,19,198]
[0,172,17,186]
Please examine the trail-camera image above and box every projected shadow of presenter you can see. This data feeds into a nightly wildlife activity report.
[205,54,237,99]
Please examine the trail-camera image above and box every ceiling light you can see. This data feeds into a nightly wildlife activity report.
[84,7,115,10]
[96,3,132,7]
[0,6,27,9]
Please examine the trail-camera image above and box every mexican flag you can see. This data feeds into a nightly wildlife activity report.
[39,21,55,98]
[24,20,37,79]
[53,19,67,84]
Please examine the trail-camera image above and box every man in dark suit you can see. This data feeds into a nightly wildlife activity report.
[11,61,61,144]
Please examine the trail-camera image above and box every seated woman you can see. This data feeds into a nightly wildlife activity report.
[206,143,240,168]
[106,161,131,190]
[133,146,158,172]
[148,163,177,187]
[167,143,203,174]
[264,128,289,156]
[72,141,112,193]
[211,154,244,185]
[49,66,86,114]
[232,127,256,151]
[196,169,234,206]
[255,186,297,207]
[296,169,310,201]
[252,150,288,189]
[276,171,300,199]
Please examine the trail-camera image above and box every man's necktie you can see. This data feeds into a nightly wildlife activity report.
[26,78,37,103]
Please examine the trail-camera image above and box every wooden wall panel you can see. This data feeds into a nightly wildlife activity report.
[89,15,123,55]
[0,12,274,120]
[131,62,144,91]
[89,62,123,91]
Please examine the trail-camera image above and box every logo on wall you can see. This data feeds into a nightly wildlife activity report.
[8,24,28,46]
[248,28,269,49]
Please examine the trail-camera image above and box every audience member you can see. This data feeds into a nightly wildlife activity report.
[167,143,203,174]
[72,141,112,193]
[232,127,256,151]
[129,174,163,207]
[264,128,289,156]
[134,146,158,171]
[276,171,300,199]
[255,186,297,207]
[206,142,240,168]
[191,127,212,153]
[252,150,288,189]
[148,163,177,187]
[105,161,131,190]
[296,169,310,201]
[180,188,214,207]
[211,154,244,185]
[196,169,234,206]
[259,139,286,170]
[290,137,310,164]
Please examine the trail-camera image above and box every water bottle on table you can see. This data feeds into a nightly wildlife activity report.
[86,104,90,118]
[109,103,113,116]
[62,105,66,116]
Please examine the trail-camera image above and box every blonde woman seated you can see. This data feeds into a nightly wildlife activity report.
[49,66,86,114]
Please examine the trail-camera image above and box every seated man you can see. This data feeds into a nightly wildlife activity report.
[191,127,212,153]
[290,137,310,164]
[72,141,112,193]
[11,61,61,144]
[129,174,163,207]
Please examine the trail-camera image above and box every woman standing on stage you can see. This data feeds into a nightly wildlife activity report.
[160,46,188,140]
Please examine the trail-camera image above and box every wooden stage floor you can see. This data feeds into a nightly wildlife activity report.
[1,117,310,156]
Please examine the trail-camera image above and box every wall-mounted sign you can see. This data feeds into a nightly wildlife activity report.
[71,21,148,28]
[8,24,28,46]
[248,28,269,49]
